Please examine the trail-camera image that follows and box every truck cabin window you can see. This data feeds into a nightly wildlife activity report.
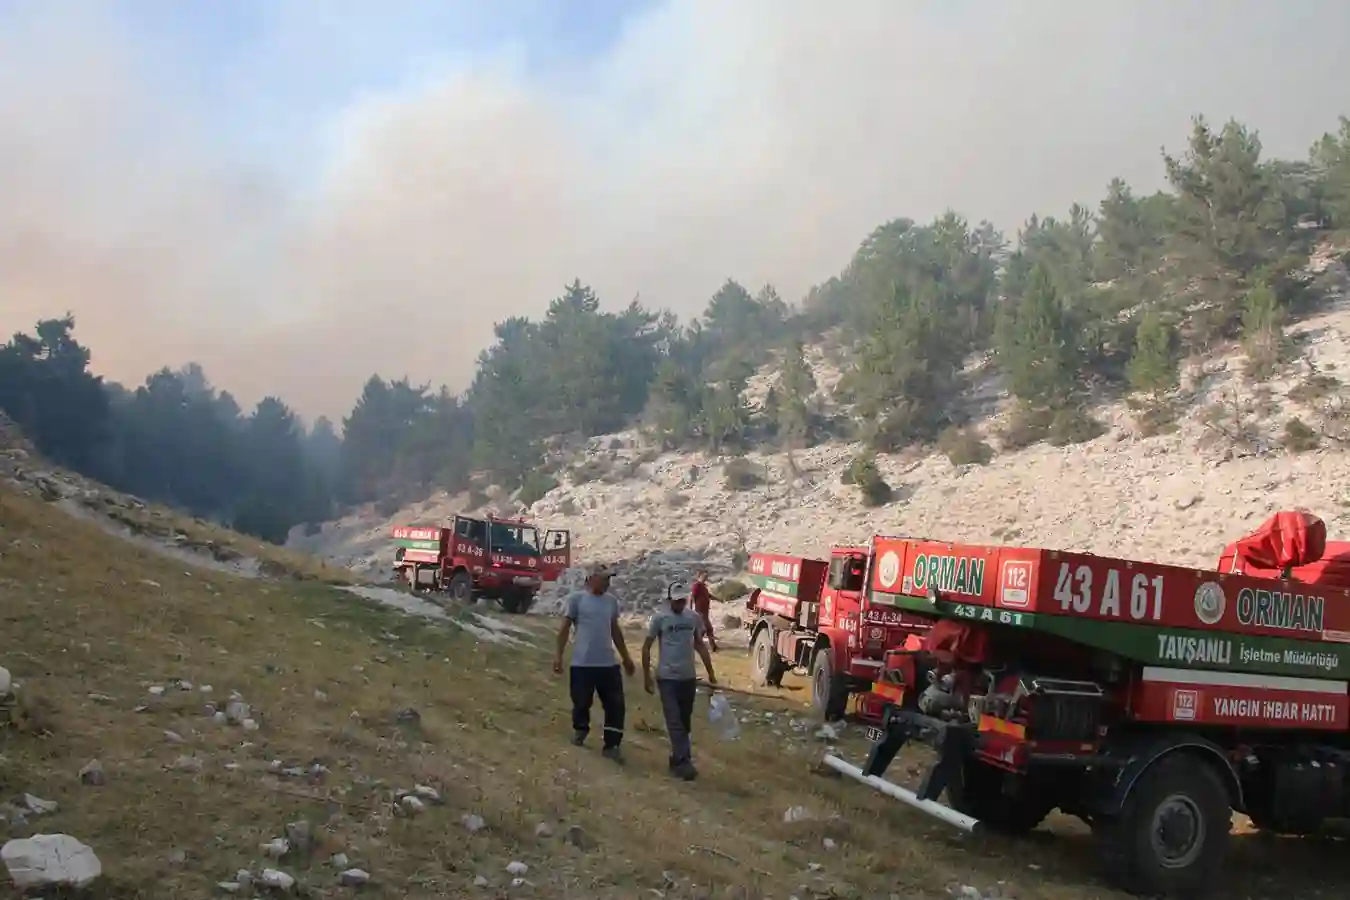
[828,556,866,592]
[490,523,540,555]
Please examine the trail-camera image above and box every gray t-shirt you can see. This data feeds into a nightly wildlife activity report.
[647,607,705,681]
[564,590,620,668]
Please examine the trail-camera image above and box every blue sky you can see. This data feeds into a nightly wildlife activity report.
[24,0,659,174]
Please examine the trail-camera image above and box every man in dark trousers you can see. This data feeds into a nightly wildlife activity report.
[690,568,719,652]
[553,564,636,763]
[643,581,717,781]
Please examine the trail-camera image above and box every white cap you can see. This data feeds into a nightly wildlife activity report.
[668,581,692,602]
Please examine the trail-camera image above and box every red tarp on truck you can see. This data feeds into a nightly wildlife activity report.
[1217,510,1350,591]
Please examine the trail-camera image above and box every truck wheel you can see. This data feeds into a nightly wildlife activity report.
[1095,753,1231,898]
[946,760,1053,834]
[447,571,473,604]
[499,590,534,614]
[811,649,848,721]
[750,628,785,687]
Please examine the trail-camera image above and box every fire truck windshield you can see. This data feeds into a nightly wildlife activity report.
[490,523,540,555]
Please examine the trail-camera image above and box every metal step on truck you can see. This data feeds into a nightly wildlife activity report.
[822,511,1350,898]
[740,542,935,721]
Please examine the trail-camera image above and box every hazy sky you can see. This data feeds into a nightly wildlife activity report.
[1,0,1347,420]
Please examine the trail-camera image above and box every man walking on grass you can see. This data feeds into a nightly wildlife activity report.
[691,568,719,652]
[554,564,636,763]
[643,582,717,781]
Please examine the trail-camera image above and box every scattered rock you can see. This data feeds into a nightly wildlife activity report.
[284,820,313,855]
[814,722,842,742]
[20,795,57,816]
[339,868,371,886]
[225,700,250,724]
[1,834,102,890]
[260,868,295,891]
[563,824,596,851]
[505,861,528,876]
[169,755,204,773]
[533,823,553,838]
[330,853,350,869]
[396,795,426,816]
[461,814,486,834]
[78,759,105,786]
[412,784,443,804]
[260,838,290,859]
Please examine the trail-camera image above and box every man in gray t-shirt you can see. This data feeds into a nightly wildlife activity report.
[642,581,717,781]
[554,564,635,762]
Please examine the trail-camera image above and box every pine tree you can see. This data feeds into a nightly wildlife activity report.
[775,340,817,448]
[999,263,1079,410]
[1126,310,1179,399]
[1240,280,1289,379]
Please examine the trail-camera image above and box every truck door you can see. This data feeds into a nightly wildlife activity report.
[451,516,488,572]
[540,529,572,582]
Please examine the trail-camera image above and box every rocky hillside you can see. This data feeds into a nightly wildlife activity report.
[289,252,1350,611]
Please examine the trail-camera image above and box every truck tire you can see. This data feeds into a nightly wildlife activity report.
[811,648,849,721]
[946,760,1053,834]
[499,590,534,614]
[447,571,474,604]
[750,628,786,688]
[1094,753,1231,898]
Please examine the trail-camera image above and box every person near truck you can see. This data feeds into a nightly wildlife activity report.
[642,581,717,781]
[553,563,636,763]
[690,568,719,652]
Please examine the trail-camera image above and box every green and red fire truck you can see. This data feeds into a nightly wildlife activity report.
[822,510,1350,898]
[741,543,933,721]
[391,513,571,613]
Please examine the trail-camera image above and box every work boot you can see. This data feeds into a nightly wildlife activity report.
[673,761,698,781]
[571,731,586,747]
[602,745,624,764]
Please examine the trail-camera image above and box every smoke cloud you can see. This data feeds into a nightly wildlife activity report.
[2,0,1348,419]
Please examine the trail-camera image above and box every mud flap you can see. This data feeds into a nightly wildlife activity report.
[862,713,911,779]
[918,723,976,802]
[862,708,976,804]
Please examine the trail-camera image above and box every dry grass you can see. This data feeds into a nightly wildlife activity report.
[84,491,359,585]
[0,485,1342,899]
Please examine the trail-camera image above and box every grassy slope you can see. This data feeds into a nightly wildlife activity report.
[0,485,1336,900]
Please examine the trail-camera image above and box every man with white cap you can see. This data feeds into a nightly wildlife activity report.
[642,580,717,780]
[554,563,635,762]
